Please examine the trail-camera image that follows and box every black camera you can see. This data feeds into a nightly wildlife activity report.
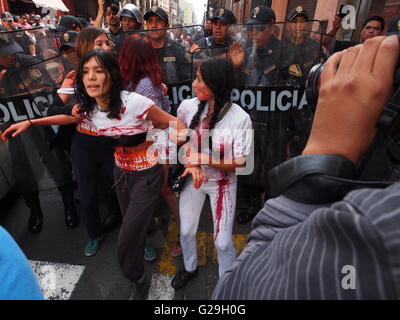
[305,62,324,111]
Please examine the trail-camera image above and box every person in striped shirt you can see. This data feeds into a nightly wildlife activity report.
[213,34,400,300]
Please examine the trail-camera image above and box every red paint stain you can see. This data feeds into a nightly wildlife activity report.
[136,108,150,120]
[219,144,225,159]
[214,177,230,241]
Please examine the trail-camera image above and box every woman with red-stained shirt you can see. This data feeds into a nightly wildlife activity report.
[47,27,121,257]
[171,58,253,290]
[2,50,187,300]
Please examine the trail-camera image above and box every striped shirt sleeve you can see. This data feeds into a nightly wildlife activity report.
[212,183,400,300]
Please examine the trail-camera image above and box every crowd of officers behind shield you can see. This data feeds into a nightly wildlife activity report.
[0,0,392,299]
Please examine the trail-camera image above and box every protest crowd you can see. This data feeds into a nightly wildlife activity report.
[0,0,400,301]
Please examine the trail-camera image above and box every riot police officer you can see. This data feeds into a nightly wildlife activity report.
[284,6,326,85]
[231,5,290,87]
[283,7,326,157]
[113,3,143,54]
[0,27,78,233]
[196,8,236,58]
[144,6,191,85]
[232,6,291,225]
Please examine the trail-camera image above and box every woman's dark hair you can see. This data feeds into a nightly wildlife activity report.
[76,49,123,119]
[189,58,235,132]
[119,37,163,91]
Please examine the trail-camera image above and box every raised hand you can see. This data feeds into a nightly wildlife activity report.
[228,41,245,69]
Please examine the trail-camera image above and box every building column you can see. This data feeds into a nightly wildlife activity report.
[313,0,340,32]
[63,0,76,15]
[271,0,288,22]
[0,0,9,12]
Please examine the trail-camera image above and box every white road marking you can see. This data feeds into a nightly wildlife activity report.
[29,261,85,300]
[147,273,175,300]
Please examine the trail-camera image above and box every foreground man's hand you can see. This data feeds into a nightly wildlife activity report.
[303,35,400,163]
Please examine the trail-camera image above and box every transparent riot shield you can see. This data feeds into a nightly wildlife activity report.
[185,21,323,191]
[6,27,60,61]
[0,51,73,194]
[18,56,64,117]
[280,20,325,86]
[113,25,204,115]
[278,20,325,165]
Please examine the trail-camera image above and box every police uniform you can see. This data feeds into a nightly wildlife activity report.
[196,8,236,59]
[284,7,326,156]
[286,38,324,83]
[196,35,234,59]
[11,27,34,55]
[284,6,326,85]
[0,53,47,96]
[156,37,192,84]
[0,28,77,232]
[143,6,192,84]
[236,6,291,225]
[241,37,291,87]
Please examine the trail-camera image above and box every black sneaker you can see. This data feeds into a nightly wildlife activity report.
[171,266,199,290]
[128,279,148,300]
[28,210,43,233]
[65,205,79,229]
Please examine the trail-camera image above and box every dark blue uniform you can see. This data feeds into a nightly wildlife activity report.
[156,37,191,84]
[196,36,234,58]
[240,37,291,87]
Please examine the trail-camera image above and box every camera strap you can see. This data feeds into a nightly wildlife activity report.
[268,154,393,205]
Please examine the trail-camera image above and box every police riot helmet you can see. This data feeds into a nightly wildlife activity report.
[118,3,143,24]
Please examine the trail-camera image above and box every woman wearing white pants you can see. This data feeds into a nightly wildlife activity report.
[171,58,252,290]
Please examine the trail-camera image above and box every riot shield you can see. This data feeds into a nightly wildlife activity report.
[280,20,325,85]
[113,25,204,115]
[17,56,64,117]
[5,27,60,61]
[0,49,73,194]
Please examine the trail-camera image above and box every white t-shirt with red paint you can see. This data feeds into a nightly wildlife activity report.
[83,90,155,137]
[177,97,253,182]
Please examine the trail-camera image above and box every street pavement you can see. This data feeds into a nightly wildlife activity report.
[0,187,252,300]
